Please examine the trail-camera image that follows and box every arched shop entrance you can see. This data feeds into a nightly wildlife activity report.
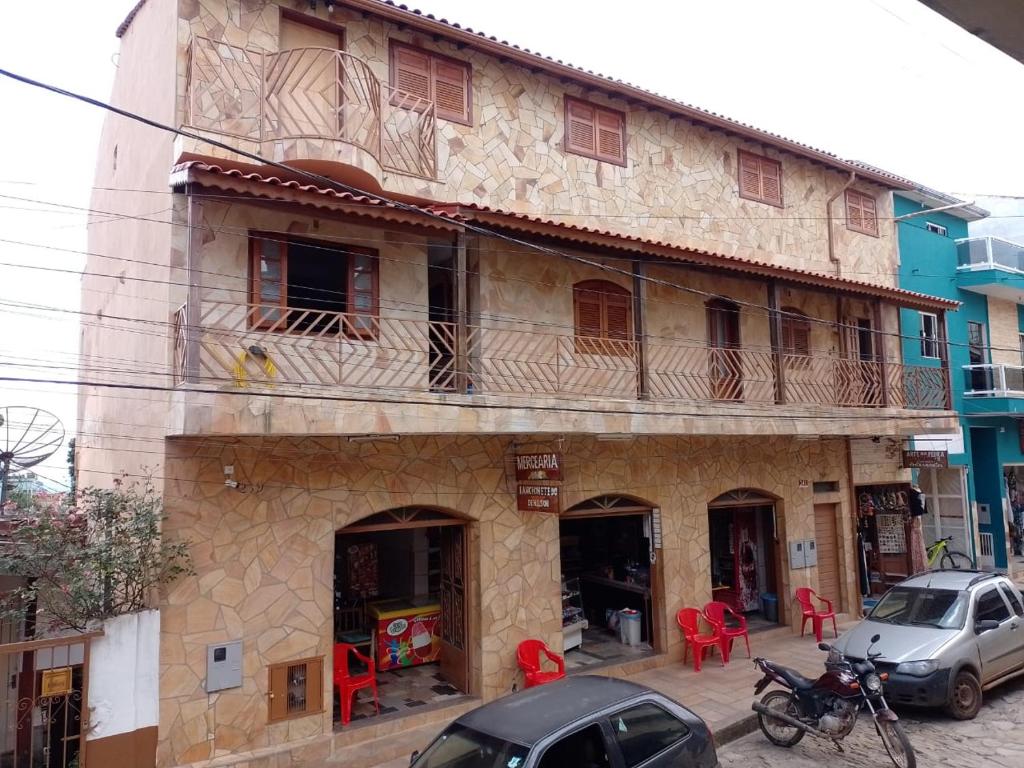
[334,508,470,726]
[559,496,663,671]
[708,489,782,629]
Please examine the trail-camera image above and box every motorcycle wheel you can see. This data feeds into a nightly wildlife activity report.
[875,719,916,768]
[757,690,805,747]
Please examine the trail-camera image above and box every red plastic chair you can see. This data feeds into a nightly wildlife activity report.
[676,608,725,671]
[334,642,379,725]
[795,587,838,643]
[516,639,566,688]
[703,601,751,660]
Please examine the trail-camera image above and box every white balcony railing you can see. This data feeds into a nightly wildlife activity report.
[956,236,1024,275]
[963,363,1024,397]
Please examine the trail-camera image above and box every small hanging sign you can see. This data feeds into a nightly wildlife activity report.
[517,484,561,514]
[901,450,948,469]
[514,453,562,482]
[40,667,72,698]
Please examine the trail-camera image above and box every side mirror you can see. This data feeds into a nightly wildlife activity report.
[870,634,881,643]
[817,642,831,652]
[975,619,1000,634]
[410,750,420,766]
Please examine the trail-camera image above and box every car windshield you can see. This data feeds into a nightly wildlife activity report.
[413,724,530,768]
[869,587,967,629]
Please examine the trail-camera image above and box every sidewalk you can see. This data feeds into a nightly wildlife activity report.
[367,621,856,767]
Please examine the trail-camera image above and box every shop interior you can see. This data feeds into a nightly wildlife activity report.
[559,507,657,670]
[856,483,913,598]
[334,513,466,726]
[707,503,780,630]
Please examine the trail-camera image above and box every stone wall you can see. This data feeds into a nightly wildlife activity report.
[157,432,853,765]
[175,0,899,283]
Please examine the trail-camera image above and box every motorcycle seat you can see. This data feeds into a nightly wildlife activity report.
[769,663,816,690]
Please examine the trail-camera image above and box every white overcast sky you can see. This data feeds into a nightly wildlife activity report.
[1,0,1023,484]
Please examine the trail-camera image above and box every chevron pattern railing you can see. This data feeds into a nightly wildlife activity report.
[186,37,436,179]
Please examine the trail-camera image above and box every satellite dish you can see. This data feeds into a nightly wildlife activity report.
[0,407,65,506]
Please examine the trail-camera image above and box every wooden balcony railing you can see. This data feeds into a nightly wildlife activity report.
[171,301,951,411]
[185,36,437,179]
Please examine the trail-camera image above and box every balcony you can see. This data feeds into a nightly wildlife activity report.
[962,363,1024,415]
[955,236,1024,299]
[171,301,951,418]
[184,36,437,179]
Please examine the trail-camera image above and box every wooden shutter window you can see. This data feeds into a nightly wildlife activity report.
[846,190,879,236]
[268,657,323,723]
[737,150,782,207]
[574,280,633,355]
[250,234,287,329]
[565,97,626,165]
[346,247,379,339]
[390,42,471,125]
[780,308,811,356]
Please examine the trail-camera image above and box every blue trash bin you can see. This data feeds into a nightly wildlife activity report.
[761,593,778,623]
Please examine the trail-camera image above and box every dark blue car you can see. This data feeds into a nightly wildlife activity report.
[411,675,719,768]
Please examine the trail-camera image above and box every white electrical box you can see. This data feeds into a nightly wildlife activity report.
[789,540,806,569]
[804,538,818,568]
[206,641,242,693]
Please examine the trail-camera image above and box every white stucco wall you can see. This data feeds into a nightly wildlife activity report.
[87,609,160,741]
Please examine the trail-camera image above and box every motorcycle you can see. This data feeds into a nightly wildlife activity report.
[750,633,916,768]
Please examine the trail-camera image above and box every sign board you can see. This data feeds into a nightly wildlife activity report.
[40,667,72,698]
[901,450,948,469]
[514,453,562,482]
[516,484,560,514]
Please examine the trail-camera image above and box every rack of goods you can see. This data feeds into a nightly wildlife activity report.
[561,577,587,651]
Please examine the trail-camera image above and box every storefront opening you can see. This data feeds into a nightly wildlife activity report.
[559,496,661,671]
[708,489,780,629]
[333,508,469,727]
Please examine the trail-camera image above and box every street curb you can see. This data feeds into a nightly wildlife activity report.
[713,712,759,747]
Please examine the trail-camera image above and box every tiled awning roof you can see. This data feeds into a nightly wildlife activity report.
[171,160,958,312]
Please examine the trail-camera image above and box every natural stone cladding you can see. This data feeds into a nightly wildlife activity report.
[177,0,899,283]
[158,433,856,765]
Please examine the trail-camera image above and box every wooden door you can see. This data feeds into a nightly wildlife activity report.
[439,525,468,692]
[814,503,841,608]
[271,18,344,139]
[707,300,742,400]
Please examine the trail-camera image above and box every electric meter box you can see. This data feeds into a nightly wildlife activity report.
[206,641,242,693]
[789,539,806,569]
[804,538,818,568]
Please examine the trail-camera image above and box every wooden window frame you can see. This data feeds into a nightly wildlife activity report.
[388,40,473,126]
[920,312,940,359]
[737,149,784,207]
[564,96,628,167]
[248,232,379,339]
[572,279,633,355]
[267,656,324,724]
[845,189,879,237]
[278,8,346,49]
[780,307,811,356]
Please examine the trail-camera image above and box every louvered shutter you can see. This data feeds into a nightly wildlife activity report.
[861,194,878,234]
[782,312,810,356]
[761,158,782,205]
[739,152,762,200]
[596,109,624,164]
[432,58,469,123]
[393,45,431,107]
[566,99,597,155]
[268,663,289,722]
[575,285,603,338]
[605,293,631,340]
[847,191,864,231]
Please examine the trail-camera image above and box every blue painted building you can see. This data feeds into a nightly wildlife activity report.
[896,187,1024,571]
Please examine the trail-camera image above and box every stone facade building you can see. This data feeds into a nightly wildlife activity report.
[78,1,961,766]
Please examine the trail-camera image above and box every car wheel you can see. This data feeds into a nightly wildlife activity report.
[945,670,982,720]
[757,690,805,747]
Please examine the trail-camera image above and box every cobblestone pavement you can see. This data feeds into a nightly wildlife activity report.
[719,676,1024,768]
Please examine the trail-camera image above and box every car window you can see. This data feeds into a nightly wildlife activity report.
[998,584,1024,618]
[608,703,690,767]
[538,723,610,768]
[870,587,967,629]
[413,724,529,768]
[975,587,1011,623]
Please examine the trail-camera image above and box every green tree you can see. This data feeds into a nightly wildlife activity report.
[0,477,192,633]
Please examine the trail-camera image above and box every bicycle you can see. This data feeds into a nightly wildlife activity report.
[926,536,974,570]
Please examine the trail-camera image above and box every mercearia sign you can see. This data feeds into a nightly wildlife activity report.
[514,452,561,482]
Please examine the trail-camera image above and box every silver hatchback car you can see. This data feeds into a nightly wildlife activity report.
[833,570,1024,720]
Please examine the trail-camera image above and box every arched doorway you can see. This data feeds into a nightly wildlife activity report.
[708,489,781,628]
[334,508,469,726]
[559,496,661,670]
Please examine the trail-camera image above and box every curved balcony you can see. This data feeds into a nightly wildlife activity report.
[184,36,436,179]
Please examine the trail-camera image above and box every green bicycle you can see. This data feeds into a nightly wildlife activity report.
[926,536,974,570]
